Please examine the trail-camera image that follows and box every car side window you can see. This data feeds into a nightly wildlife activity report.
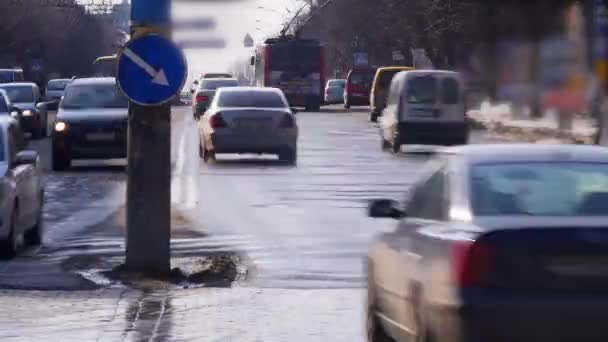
[406,167,448,220]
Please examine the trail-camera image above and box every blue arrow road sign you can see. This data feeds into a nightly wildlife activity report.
[117,35,188,106]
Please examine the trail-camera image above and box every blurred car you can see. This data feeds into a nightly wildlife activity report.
[324,79,346,105]
[45,79,72,101]
[370,66,415,122]
[0,116,43,257]
[366,144,608,342]
[192,78,240,119]
[199,87,298,164]
[45,78,73,112]
[344,67,376,109]
[51,77,128,171]
[380,70,469,151]
[0,82,49,138]
[0,69,24,84]
[201,73,233,79]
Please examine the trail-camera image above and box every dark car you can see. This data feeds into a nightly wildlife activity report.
[366,144,608,342]
[0,83,49,139]
[191,78,239,119]
[51,77,128,171]
[344,67,376,109]
[0,69,24,84]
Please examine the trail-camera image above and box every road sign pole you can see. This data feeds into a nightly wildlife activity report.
[124,0,176,275]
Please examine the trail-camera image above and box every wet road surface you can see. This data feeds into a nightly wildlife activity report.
[0,105,507,341]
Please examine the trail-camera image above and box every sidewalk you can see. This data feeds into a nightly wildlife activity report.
[468,102,598,144]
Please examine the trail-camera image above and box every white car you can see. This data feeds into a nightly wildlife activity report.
[0,116,43,257]
[198,87,298,164]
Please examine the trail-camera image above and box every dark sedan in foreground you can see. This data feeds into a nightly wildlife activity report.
[367,144,608,342]
[51,78,128,170]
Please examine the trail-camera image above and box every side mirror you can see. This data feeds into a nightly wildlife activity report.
[290,107,298,115]
[15,151,38,167]
[36,102,46,111]
[9,106,21,118]
[250,56,255,66]
[368,199,405,219]
[191,89,195,94]
[193,80,199,86]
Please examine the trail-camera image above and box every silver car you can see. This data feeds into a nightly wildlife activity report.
[191,78,239,119]
[45,79,72,101]
[198,87,298,164]
[0,116,43,258]
[324,79,346,104]
[366,144,608,342]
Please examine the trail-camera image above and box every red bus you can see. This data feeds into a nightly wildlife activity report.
[252,37,325,111]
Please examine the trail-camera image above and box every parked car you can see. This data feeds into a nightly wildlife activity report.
[380,70,469,152]
[0,69,24,84]
[199,87,298,164]
[344,67,376,109]
[366,143,608,342]
[0,83,49,139]
[0,116,43,258]
[191,78,240,119]
[45,79,73,112]
[324,79,346,105]
[370,66,415,122]
[51,77,128,171]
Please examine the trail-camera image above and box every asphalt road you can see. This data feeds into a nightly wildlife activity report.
[0,105,507,341]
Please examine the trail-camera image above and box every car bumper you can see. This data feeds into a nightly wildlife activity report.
[347,94,369,105]
[285,94,321,108]
[325,94,343,104]
[208,130,297,154]
[52,123,127,159]
[428,293,608,342]
[397,121,468,144]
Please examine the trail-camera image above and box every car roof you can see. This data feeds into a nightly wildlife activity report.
[0,69,23,72]
[218,86,280,93]
[376,66,415,72]
[48,78,72,83]
[0,82,36,88]
[202,78,238,82]
[401,69,460,76]
[443,144,608,164]
[70,77,116,86]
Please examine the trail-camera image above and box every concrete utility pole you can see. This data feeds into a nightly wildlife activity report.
[123,0,175,274]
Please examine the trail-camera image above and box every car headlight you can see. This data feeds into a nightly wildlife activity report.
[22,110,33,116]
[54,121,67,132]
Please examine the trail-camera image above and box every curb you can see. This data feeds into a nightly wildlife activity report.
[467,115,597,145]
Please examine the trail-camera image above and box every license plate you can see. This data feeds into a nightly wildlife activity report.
[86,132,116,141]
[545,256,608,277]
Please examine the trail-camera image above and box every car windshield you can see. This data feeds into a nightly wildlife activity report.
[471,162,608,216]
[47,80,70,91]
[201,79,239,90]
[377,70,401,89]
[61,83,128,109]
[0,71,15,84]
[328,80,345,88]
[0,86,34,103]
[351,72,374,87]
[407,75,437,104]
[203,73,232,78]
[218,91,286,108]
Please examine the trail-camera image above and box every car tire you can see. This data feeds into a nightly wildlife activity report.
[370,112,379,123]
[52,147,71,171]
[0,208,18,259]
[381,139,390,151]
[391,137,401,154]
[24,194,43,246]
[344,101,351,109]
[279,148,297,165]
[366,269,394,342]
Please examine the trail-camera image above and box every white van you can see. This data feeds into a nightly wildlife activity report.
[379,70,469,152]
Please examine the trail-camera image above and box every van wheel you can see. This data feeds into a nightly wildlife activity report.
[0,208,18,259]
[344,101,351,109]
[381,139,390,151]
[370,112,379,122]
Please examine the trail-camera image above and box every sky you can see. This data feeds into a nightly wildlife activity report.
[172,0,300,83]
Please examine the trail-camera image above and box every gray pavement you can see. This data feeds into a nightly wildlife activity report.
[0,105,509,341]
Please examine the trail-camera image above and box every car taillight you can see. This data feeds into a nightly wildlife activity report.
[209,113,227,128]
[279,114,295,128]
[196,94,208,103]
[450,241,494,287]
